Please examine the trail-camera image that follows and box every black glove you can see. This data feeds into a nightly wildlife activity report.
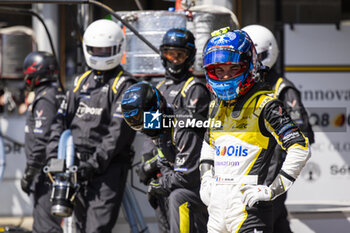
[147,192,158,209]
[147,178,168,209]
[148,178,168,197]
[138,152,160,185]
[20,165,41,195]
[78,161,95,181]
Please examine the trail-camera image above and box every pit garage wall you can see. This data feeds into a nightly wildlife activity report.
[284,24,350,233]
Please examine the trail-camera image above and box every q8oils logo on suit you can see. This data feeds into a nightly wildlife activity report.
[215,145,248,157]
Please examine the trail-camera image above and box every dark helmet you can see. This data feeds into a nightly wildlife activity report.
[160,28,196,81]
[23,51,58,90]
[121,82,166,139]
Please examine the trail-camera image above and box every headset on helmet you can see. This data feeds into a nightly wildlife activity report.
[83,19,125,71]
[241,25,279,69]
[23,51,58,90]
[203,28,258,101]
[160,28,196,80]
[121,82,166,139]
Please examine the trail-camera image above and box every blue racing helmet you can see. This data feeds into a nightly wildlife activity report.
[203,29,258,101]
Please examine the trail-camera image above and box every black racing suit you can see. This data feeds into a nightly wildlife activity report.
[142,72,211,233]
[151,108,209,233]
[265,70,315,233]
[47,66,136,233]
[156,72,210,119]
[24,82,64,233]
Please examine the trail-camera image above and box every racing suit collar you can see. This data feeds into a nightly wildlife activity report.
[33,82,49,93]
[220,82,270,118]
[33,81,56,92]
[93,65,124,83]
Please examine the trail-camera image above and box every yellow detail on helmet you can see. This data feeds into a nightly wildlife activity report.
[211,27,231,37]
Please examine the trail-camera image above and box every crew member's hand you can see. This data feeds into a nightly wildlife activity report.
[147,178,167,209]
[147,192,158,209]
[147,178,167,197]
[138,152,159,185]
[78,161,95,181]
[20,165,40,195]
[240,185,272,207]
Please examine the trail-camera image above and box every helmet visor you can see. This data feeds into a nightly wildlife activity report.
[204,49,241,68]
[122,108,143,129]
[206,63,247,81]
[86,46,117,57]
[258,50,268,62]
[161,47,189,64]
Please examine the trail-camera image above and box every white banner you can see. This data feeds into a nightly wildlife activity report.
[284,24,350,205]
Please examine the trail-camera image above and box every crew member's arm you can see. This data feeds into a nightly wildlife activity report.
[87,79,136,174]
[22,94,60,194]
[138,139,161,185]
[46,91,72,162]
[156,128,203,195]
[28,95,60,168]
[185,83,211,120]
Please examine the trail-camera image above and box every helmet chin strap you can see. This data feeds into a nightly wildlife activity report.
[165,70,189,82]
[165,62,190,82]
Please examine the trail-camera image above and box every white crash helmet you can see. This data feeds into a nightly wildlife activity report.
[83,19,125,71]
[242,25,279,68]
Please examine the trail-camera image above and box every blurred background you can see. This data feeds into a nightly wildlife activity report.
[0,0,349,232]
